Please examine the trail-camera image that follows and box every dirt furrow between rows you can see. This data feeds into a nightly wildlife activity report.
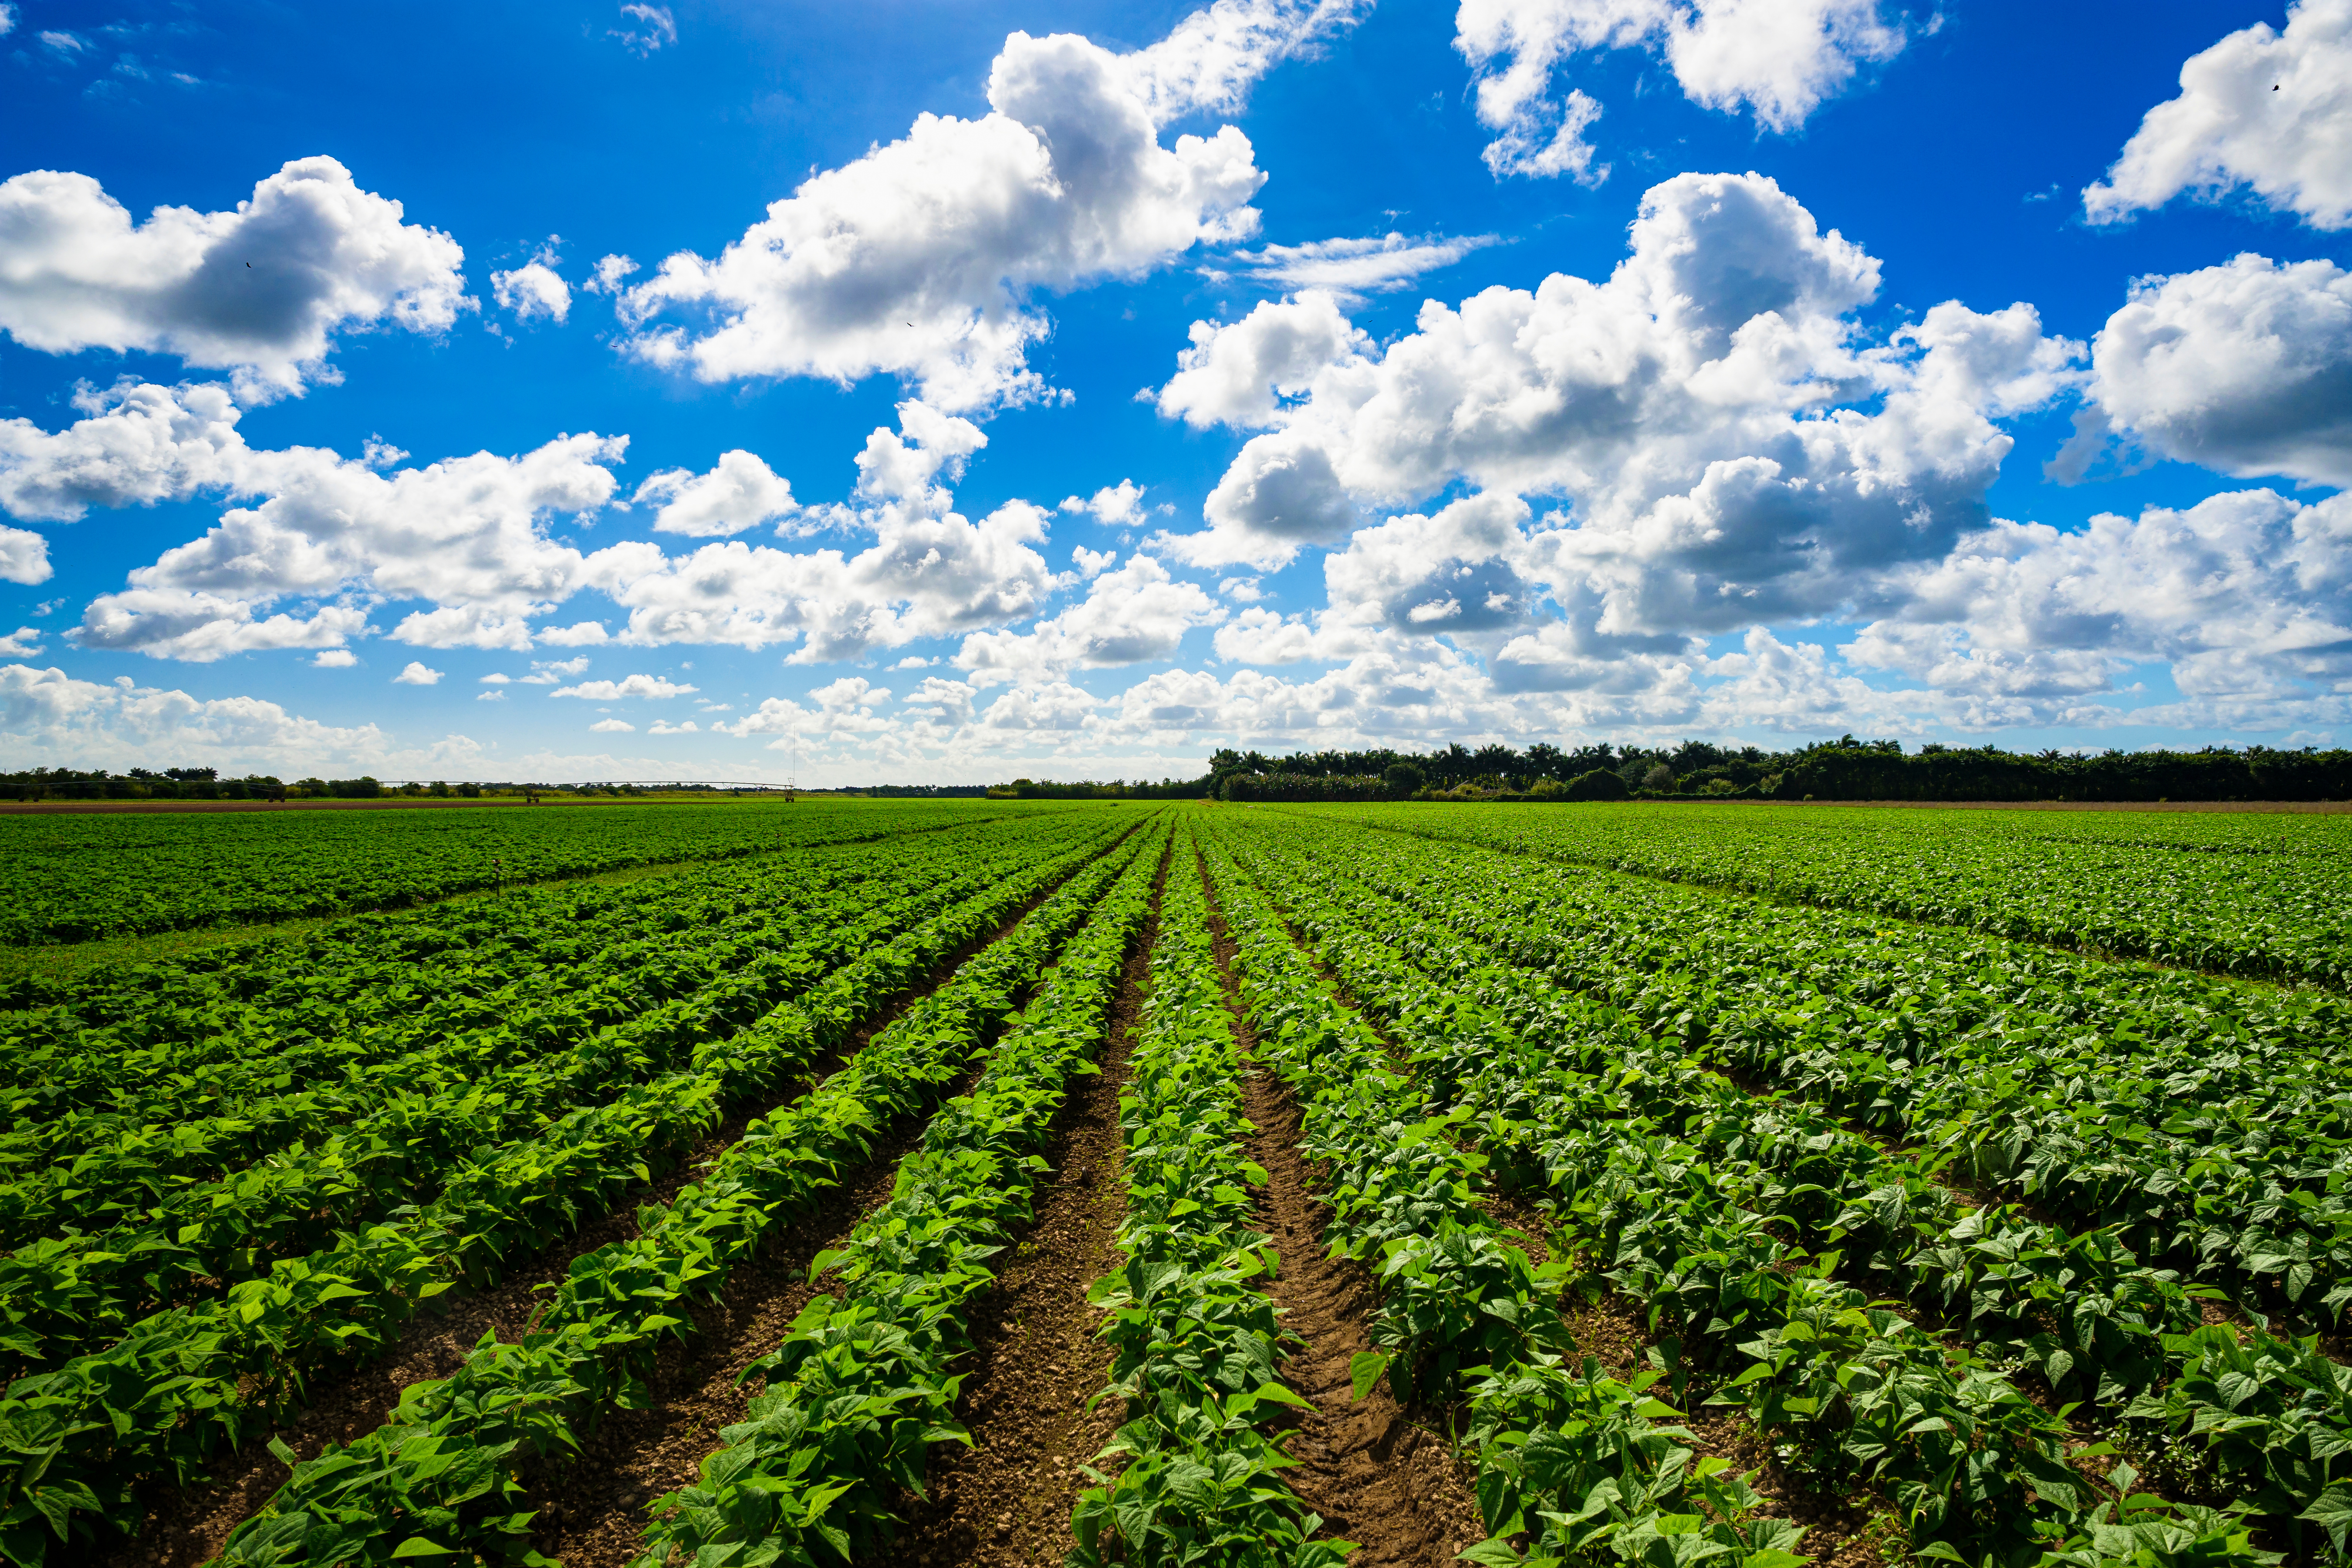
[893,860,1162,1568]
[1195,865,1484,1568]
[1216,851,1898,1568]
[522,1054,982,1567]
[97,867,1086,1568]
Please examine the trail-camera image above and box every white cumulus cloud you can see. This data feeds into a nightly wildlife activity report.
[490,253,571,325]
[0,156,469,399]
[393,661,443,684]
[614,7,1315,410]
[632,449,796,536]
[954,554,1224,685]
[1456,0,1906,179]
[2084,0,2352,231]
[2081,253,2352,487]
[1,662,390,772]
[550,673,699,699]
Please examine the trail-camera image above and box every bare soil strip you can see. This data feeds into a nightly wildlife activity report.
[1224,858,1896,1566]
[891,853,1165,1568]
[521,1060,982,1568]
[1191,869,1484,1568]
[96,866,1089,1568]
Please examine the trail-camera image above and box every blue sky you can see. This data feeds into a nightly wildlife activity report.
[0,0,2346,783]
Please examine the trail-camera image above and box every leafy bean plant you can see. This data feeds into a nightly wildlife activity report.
[1068,830,1345,1568]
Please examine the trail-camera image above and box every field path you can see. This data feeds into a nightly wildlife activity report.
[892,847,1164,1567]
[1199,861,1485,1567]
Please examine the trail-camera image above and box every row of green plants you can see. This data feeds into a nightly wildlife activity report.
[1271,812,2352,1323]
[1064,832,1344,1568]
[0,794,1027,947]
[0,823,1143,1567]
[0,825,955,1109]
[1198,830,1835,1568]
[1200,821,2271,1568]
[0,822,1117,1376]
[1224,820,2351,1561]
[0,833,1025,1249]
[1324,801,2352,990]
[630,821,1166,1567]
[204,817,1162,1567]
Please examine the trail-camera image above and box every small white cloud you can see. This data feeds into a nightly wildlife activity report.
[311,648,356,667]
[476,688,507,701]
[0,626,44,656]
[586,254,638,294]
[393,660,443,685]
[0,6,18,39]
[1059,480,1148,527]
[521,655,591,684]
[1224,231,1499,297]
[1218,575,1265,602]
[649,718,700,734]
[550,672,699,700]
[632,449,796,536]
[591,717,636,732]
[538,621,611,646]
[479,672,513,683]
[892,655,936,669]
[612,2,676,54]
[490,243,571,325]
[32,599,60,617]
[1072,546,1118,578]
[39,30,84,54]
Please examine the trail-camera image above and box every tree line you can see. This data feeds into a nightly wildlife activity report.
[1196,737,2352,803]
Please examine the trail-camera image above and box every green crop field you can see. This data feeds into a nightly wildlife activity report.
[1,798,2345,1568]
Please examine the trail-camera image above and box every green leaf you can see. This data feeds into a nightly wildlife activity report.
[390,1540,458,1558]
[1350,1352,1393,1402]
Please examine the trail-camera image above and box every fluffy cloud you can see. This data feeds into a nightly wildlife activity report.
[1157,173,2080,635]
[0,381,250,524]
[591,717,635,731]
[1218,232,1498,297]
[2082,254,2352,487]
[1060,480,1149,528]
[1456,0,1906,178]
[0,157,467,399]
[0,527,48,585]
[1851,489,2352,726]
[1156,290,1369,429]
[0,662,389,770]
[0,628,44,657]
[1119,0,1372,120]
[615,7,1315,409]
[550,673,698,699]
[954,554,1223,684]
[0,380,627,659]
[2083,0,2352,231]
[393,661,443,685]
[594,402,1057,661]
[632,449,796,536]
[490,257,571,324]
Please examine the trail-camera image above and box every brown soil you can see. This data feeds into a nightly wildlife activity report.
[521,1067,975,1566]
[1193,856,1486,1568]
[891,850,1164,1568]
[1218,855,1892,1566]
[94,854,1107,1568]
